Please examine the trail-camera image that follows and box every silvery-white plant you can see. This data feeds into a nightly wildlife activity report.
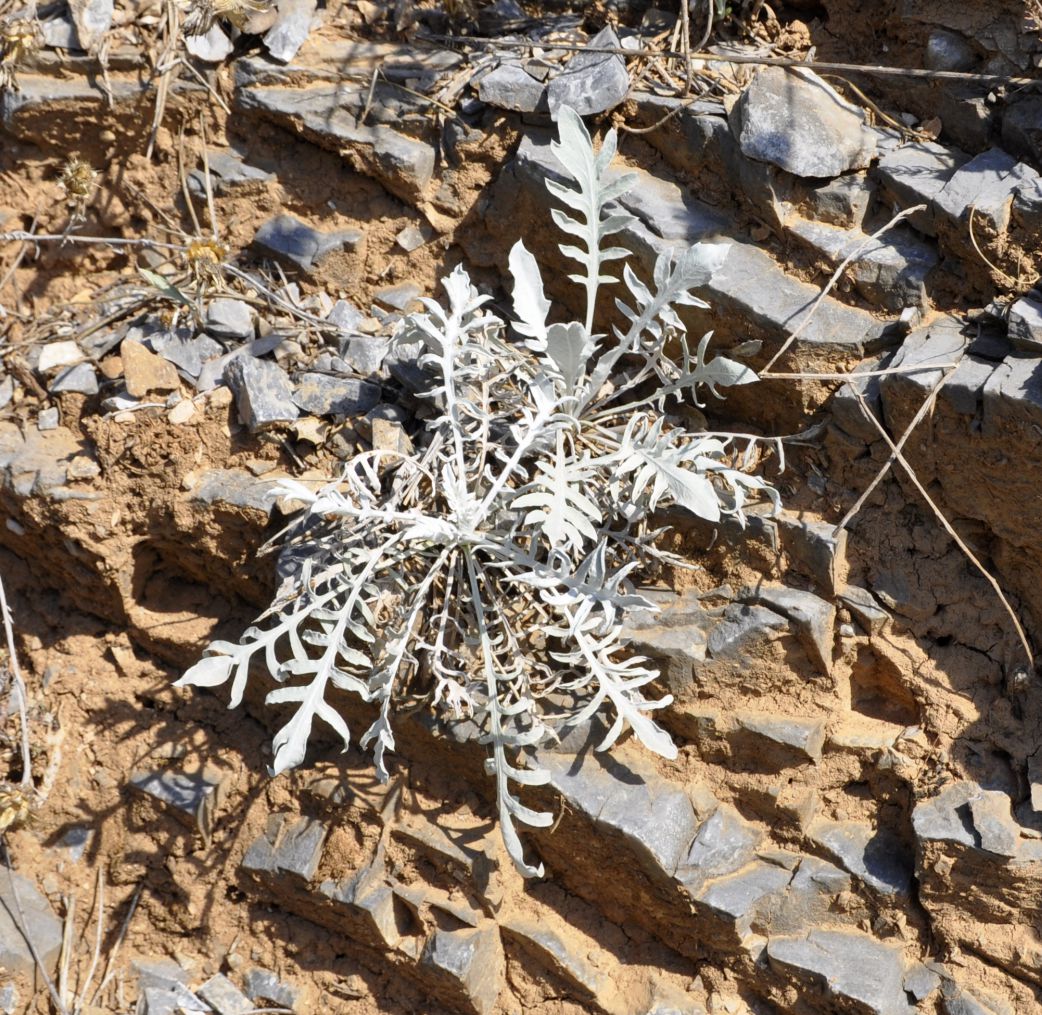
[178,108,777,876]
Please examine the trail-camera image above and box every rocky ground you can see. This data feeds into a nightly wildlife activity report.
[2,1,1042,1013]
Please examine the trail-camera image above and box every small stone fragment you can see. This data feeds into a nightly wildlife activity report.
[241,814,327,883]
[122,339,180,397]
[925,29,976,72]
[185,24,233,62]
[37,340,85,372]
[37,407,59,431]
[0,871,63,976]
[292,373,380,416]
[807,818,912,895]
[734,712,825,763]
[547,26,629,118]
[243,968,302,1010]
[934,148,1038,235]
[50,361,99,395]
[677,804,761,893]
[775,512,847,595]
[1007,295,1042,353]
[206,298,255,341]
[129,769,223,826]
[420,926,503,1015]
[731,67,876,178]
[837,585,891,635]
[374,281,423,312]
[0,375,13,410]
[263,0,317,63]
[342,335,388,375]
[168,399,196,424]
[197,974,252,1015]
[904,963,942,1002]
[394,223,430,252]
[968,790,1020,857]
[226,356,300,430]
[744,585,835,675]
[253,214,363,272]
[478,62,548,113]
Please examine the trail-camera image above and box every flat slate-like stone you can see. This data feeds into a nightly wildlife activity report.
[227,355,300,431]
[912,781,979,848]
[734,712,825,763]
[420,926,503,1015]
[730,67,876,178]
[547,26,629,118]
[767,929,914,1015]
[243,968,301,1010]
[197,974,252,1015]
[874,139,969,235]
[500,916,609,997]
[744,585,835,675]
[706,603,788,662]
[205,298,254,341]
[696,860,792,938]
[1008,295,1042,353]
[128,769,223,825]
[676,804,761,894]
[934,147,1038,235]
[807,818,912,895]
[237,85,434,205]
[263,0,316,63]
[478,62,547,113]
[50,361,99,395]
[241,813,327,882]
[292,373,380,416]
[0,870,63,976]
[253,213,363,272]
[968,790,1020,857]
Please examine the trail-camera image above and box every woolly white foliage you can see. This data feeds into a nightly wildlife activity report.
[178,106,774,877]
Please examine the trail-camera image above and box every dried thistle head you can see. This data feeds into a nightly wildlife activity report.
[186,238,227,288]
[59,156,97,221]
[0,782,32,833]
[184,0,271,36]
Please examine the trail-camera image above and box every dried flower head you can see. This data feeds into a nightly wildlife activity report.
[59,156,97,221]
[186,238,227,288]
[0,782,32,833]
[184,0,271,36]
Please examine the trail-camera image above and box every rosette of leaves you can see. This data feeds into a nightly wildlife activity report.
[178,107,777,876]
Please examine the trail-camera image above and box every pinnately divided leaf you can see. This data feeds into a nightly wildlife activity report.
[176,104,778,878]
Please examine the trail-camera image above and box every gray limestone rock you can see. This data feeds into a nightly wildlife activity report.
[934,147,1039,235]
[185,24,233,63]
[188,149,274,197]
[874,139,969,236]
[342,336,388,376]
[775,511,847,596]
[139,984,210,1015]
[420,926,503,1015]
[0,870,63,976]
[695,860,792,938]
[478,62,548,113]
[744,585,835,675]
[152,332,225,380]
[205,299,255,342]
[374,281,423,312]
[0,984,15,1015]
[787,217,938,311]
[621,595,711,691]
[37,407,59,431]
[730,67,876,178]
[925,29,977,72]
[1002,97,1042,167]
[197,974,252,1015]
[734,712,825,763]
[1007,294,1042,353]
[50,361,99,395]
[547,26,629,118]
[252,213,363,272]
[292,373,380,416]
[321,863,401,949]
[706,602,789,662]
[804,172,873,229]
[263,0,316,63]
[227,355,300,431]
[128,769,224,826]
[676,804,761,893]
[499,916,608,998]
[190,468,280,513]
[807,818,913,895]
[243,968,301,1010]
[241,813,327,883]
[237,85,434,206]
[904,964,942,1002]
[912,781,978,848]
[837,585,891,635]
[968,790,1020,857]
[767,929,914,1015]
